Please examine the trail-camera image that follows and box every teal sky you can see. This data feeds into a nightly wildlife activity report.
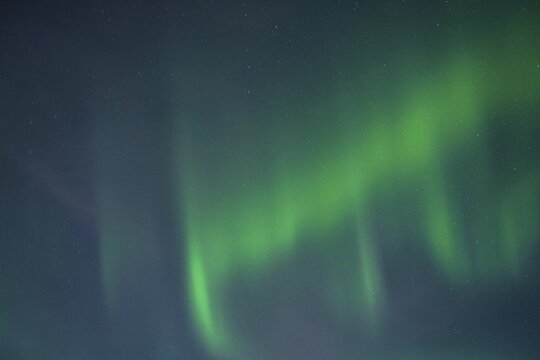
[1,1,540,359]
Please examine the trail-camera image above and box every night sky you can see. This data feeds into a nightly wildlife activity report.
[2,1,540,359]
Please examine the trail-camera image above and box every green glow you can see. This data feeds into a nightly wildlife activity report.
[357,219,383,322]
[177,21,540,359]
[424,176,469,281]
[499,172,540,276]
[186,240,226,354]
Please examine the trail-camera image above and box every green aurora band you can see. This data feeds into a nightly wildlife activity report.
[176,23,540,357]
[176,20,540,359]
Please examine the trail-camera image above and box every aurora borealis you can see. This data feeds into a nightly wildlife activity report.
[2,1,540,359]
